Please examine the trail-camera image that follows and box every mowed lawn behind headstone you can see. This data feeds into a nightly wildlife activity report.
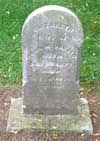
[0,0,100,89]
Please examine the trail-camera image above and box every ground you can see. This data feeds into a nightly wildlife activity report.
[0,86,100,141]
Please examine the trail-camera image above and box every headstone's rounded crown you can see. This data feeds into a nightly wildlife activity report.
[22,5,83,47]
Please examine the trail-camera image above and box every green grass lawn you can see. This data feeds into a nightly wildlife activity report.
[0,0,100,89]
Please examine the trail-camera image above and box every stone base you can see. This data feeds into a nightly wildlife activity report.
[7,97,93,134]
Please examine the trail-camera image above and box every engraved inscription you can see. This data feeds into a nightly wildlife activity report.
[28,26,78,88]
[33,23,73,33]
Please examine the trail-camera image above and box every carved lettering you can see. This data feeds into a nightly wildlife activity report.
[33,23,73,33]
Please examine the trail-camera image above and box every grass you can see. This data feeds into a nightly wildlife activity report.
[0,0,100,89]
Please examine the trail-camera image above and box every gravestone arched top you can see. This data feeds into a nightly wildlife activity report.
[22,5,84,48]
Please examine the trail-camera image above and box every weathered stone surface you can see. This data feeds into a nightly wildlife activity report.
[22,5,83,115]
[7,97,93,134]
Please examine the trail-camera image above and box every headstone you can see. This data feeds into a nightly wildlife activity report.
[7,6,93,134]
[22,5,83,115]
